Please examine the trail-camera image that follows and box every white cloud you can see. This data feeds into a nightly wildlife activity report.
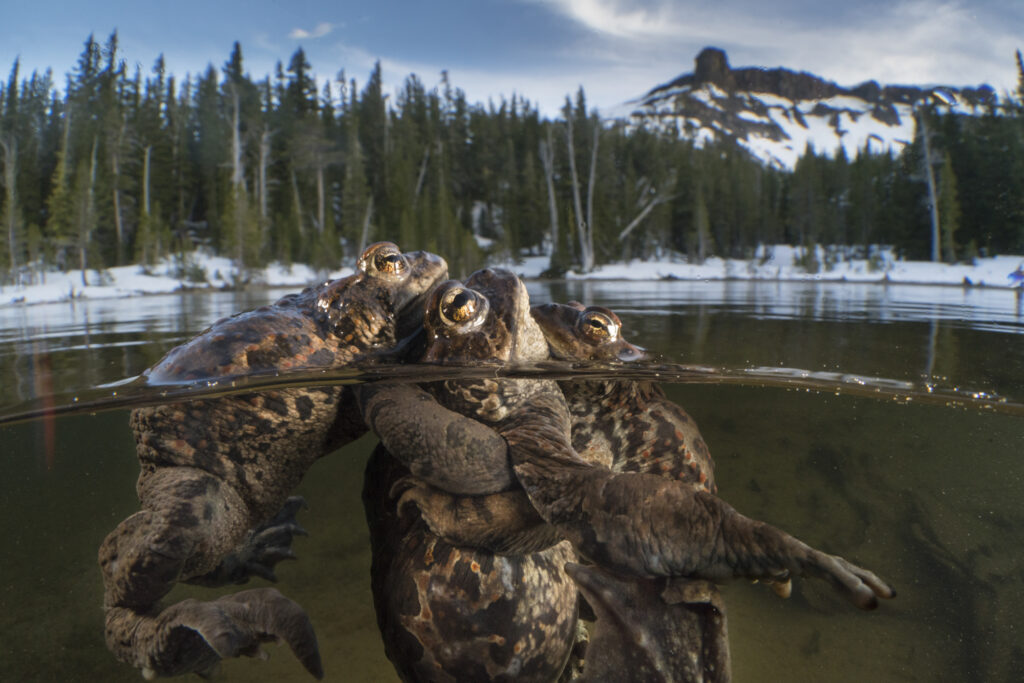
[249,0,1020,123]
[529,0,1021,96]
[536,0,682,39]
[288,22,335,40]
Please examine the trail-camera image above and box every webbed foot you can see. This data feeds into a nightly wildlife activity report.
[106,588,323,679]
[801,548,895,610]
[717,506,895,610]
[191,497,309,586]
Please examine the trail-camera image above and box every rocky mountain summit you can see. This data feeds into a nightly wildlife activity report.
[627,47,998,169]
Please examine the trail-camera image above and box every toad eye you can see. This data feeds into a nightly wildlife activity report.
[358,242,409,280]
[439,287,488,328]
[578,310,619,344]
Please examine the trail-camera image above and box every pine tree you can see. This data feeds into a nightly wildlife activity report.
[194,64,228,249]
[99,31,129,265]
[70,139,98,284]
[0,135,23,279]
[221,184,261,275]
[1,60,25,279]
[45,108,75,269]
[358,63,389,235]
[341,96,373,255]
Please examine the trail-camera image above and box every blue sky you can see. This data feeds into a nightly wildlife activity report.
[2,0,1022,116]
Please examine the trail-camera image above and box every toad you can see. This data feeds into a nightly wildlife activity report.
[360,269,894,678]
[98,243,447,679]
[534,301,731,682]
[360,272,582,682]
[366,296,730,680]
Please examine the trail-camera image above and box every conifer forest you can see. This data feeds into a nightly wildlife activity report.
[2,33,1024,284]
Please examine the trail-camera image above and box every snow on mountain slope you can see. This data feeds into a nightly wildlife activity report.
[625,47,997,169]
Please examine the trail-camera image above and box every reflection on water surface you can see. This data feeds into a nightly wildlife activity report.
[0,279,1022,681]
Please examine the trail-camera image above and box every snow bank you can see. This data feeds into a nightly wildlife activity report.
[2,247,1022,307]
[502,245,1024,289]
[0,252,352,307]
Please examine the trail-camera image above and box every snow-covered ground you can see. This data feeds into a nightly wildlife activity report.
[0,253,352,307]
[503,245,1024,288]
[2,245,1022,307]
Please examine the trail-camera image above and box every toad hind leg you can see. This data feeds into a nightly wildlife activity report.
[104,588,322,680]
[502,388,895,610]
[99,469,322,677]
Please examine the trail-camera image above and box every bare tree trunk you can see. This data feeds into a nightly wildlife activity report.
[80,138,98,286]
[565,113,593,272]
[111,154,123,263]
[110,116,126,265]
[230,86,244,190]
[917,110,941,262]
[539,128,559,264]
[585,124,598,270]
[412,145,430,208]
[143,145,151,217]
[291,169,304,237]
[138,144,153,267]
[618,192,675,241]
[316,164,325,234]
[233,186,245,268]
[357,196,375,256]
[258,130,271,221]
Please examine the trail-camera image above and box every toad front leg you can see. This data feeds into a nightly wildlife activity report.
[359,383,562,554]
[189,496,309,587]
[357,383,515,494]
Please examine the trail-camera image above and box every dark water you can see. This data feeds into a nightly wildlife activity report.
[1,280,1022,681]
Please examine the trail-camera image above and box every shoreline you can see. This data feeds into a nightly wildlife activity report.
[2,247,1022,307]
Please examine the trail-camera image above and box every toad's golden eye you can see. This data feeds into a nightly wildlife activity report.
[358,242,409,280]
[439,287,487,327]
[578,311,619,344]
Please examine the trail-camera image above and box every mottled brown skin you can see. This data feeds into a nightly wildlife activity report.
[532,302,731,682]
[363,445,579,683]
[98,243,448,679]
[366,303,717,551]
[381,301,734,679]
[532,302,716,489]
[565,563,730,683]
[503,382,895,608]
[362,271,894,675]
[386,301,733,681]
[360,270,582,682]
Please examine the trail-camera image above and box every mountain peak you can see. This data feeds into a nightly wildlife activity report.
[627,48,998,169]
[693,47,733,89]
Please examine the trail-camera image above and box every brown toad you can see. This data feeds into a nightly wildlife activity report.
[361,271,581,682]
[98,242,447,679]
[360,270,894,679]
[373,299,731,680]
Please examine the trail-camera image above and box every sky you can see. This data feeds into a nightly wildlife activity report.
[2,0,1022,116]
